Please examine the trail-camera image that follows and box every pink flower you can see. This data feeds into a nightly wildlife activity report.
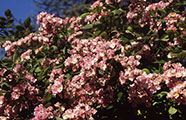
[0,116,7,120]
[0,96,4,105]
[13,64,21,73]
[2,40,12,51]
[51,81,63,95]
[164,12,184,31]
[0,68,7,76]
[91,0,103,9]
[119,71,126,85]
[62,109,75,119]
[105,0,112,4]
[33,104,54,120]
[25,74,37,83]
[21,49,32,61]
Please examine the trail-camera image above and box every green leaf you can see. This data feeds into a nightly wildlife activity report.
[38,67,49,81]
[161,35,169,41]
[127,26,133,31]
[87,8,97,13]
[56,117,63,120]
[96,105,101,109]
[153,60,166,64]
[94,30,101,36]
[24,17,31,27]
[55,64,63,69]
[92,21,101,26]
[0,92,3,96]
[7,19,14,24]
[168,106,177,115]
[117,92,123,102]
[35,67,41,73]
[83,21,101,30]
[1,82,10,88]
[16,25,24,31]
[5,9,12,18]
[83,24,93,30]
[106,105,113,110]
[42,94,52,104]
[111,9,123,15]
[13,49,18,62]
[157,91,168,99]
[62,46,66,54]
[107,4,115,9]
[142,68,150,74]
[80,13,90,18]
[100,31,107,37]
[0,16,6,21]
[1,57,12,65]
[66,73,71,79]
[152,102,159,106]
[98,70,104,75]
[45,102,51,107]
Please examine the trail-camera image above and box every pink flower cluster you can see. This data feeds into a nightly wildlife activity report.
[162,62,186,104]
[164,12,184,31]
[62,103,97,120]
[127,0,178,32]
[140,1,171,31]
[25,74,37,83]
[166,81,186,104]
[64,37,122,114]
[41,58,61,68]
[105,0,121,5]
[163,62,186,87]
[0,11,69,119]
[85,0,112,23]
[91,0,103,9]
[37,12,64,34]
[32,104,54,120]
[45,68,64,96]
[128,72,159,107]
[127,0,145,23]
[21,49,32,61]
[63,34,145,118]
[0,82,40,119]
[2,11,69,59]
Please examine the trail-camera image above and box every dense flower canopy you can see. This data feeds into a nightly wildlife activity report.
[1,0,186,119]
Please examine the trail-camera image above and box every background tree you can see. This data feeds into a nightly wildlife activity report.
[0,9,34,60]
[33,0,129,18]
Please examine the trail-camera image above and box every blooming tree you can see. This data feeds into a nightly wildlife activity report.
[1,0,186,119]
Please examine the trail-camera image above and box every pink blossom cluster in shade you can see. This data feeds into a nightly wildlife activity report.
[48,68,64,96]
[127,0,146,23]
[116,53,161,107]
[128,72,159,107]
[162,62,186,104]
[85,0,113,24]
[127,0,179,32]
[32,104,54,120]
[140,1,171,32]
[62,103,97,120]
[164,12,185,31]
[0,81,41,119]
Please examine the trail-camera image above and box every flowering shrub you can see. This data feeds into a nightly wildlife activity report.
[1,0,186,119]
